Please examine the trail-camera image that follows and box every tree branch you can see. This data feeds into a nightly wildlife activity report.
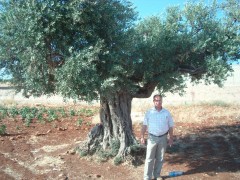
[132,82,158,98]
[178,64,206,75]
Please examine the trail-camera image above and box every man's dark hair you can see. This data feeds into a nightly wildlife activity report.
[153,94,162,100]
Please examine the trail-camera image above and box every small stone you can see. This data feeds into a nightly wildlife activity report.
[9,137,16,141]
[58,173,68,180]
[96,174,101,178]
[58,127,67,131]
[47,130,52,133]
[59,156,64,159]
[35,132,46,136]
[69,149,76,155]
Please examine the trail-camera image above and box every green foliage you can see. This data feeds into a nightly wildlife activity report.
[19,106,37,126]
[0,0,239,100]
[0,105,93,127]
[76,118,84,126]
[69,109,75,117]
[110,139,120,157]
[79,150,88,157]
[0,0,137,100]
[0,106,8,120]
[134,0,239,94]
[97,149,111,162]
[47,108,58,122]
[78,108,96,117]
[25,114,33,127]
[130,144,142,153]
[114,156,123,165]
[75,146,89,157]
[0,124,6,135]
[8,106,19,118]
[58,107,67,118]
[20,107,32,119]
[36,111,44,122]
[95,138,120,162]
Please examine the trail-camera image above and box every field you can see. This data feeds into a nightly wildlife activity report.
[0,80,240,180]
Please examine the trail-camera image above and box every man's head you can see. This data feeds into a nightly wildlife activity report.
[153,94,162,109]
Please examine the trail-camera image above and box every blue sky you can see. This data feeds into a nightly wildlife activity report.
[129,0,239,65]
[129,0,225,19]
[130,0,186,18]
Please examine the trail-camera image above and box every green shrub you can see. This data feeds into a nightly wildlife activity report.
[0,124,6,135]
[47,109,58,121]
[58,107,67,118]
[76,118,84,126]
[69,109,76,116]
[78,108,95,117]
[0,106,8,120]
[97,149,111,162]
[25,114,34,127]
[79,150,88,157]
[36,112,44,122]
[114,156,123,165]
[110,139,120,156]
[8,106,19,118]
[20,107,31,119]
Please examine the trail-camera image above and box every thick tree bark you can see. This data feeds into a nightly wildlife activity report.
[86,91,138,158]
[101,92,137,156]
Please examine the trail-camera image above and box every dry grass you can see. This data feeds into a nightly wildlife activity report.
[167,104,240,124]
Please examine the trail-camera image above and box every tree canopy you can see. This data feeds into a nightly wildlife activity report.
[0,0,239,99]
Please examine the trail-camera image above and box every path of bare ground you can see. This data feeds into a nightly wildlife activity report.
[0,104,240,180]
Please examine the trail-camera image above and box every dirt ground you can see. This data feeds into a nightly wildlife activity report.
[0,103,240,180]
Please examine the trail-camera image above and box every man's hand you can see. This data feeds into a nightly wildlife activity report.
[140,137,145,145]
[168,137,173,147]
[140,125,147,145]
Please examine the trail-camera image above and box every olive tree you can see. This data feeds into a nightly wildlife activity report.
[0,0,239,160]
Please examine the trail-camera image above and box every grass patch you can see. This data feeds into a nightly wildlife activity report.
[114,156,123,165]
[0,124,6,135]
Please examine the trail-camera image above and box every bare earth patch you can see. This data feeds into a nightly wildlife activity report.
[0,103,240,180]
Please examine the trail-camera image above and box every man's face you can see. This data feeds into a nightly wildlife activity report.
[153,96,162,108]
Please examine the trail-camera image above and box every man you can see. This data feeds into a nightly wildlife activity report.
[140,94,174,180]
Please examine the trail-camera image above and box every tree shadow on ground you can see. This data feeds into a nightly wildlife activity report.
[165,123,240,177]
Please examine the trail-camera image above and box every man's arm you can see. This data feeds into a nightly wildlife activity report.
[140,125,147,144]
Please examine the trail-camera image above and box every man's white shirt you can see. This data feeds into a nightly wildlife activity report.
[143,107,174,136]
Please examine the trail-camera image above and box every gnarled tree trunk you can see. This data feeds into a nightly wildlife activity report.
[82,83,157,160]
[86,91,138,158]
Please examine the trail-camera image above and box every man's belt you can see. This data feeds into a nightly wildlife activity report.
[149,131,168,137]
